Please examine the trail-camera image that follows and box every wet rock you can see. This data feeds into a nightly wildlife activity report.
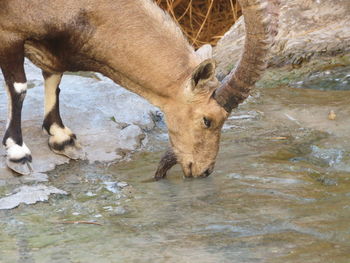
[117,182,128,188]
[103,181,128,194]
[316,175,338,186]
[117,125,146,152]
[0,60,158,175]
[309,145,344,167]
[214,0,350,79]
[113,206,127,215]
[0,184,67,210]
[21,172,48,183]
[103,182,122,194]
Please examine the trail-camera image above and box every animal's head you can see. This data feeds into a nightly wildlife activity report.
[163,52,229,177]
[155,0,279,179]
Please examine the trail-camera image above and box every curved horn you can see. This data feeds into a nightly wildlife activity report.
[154,148,177,180]
[214,0,279,112]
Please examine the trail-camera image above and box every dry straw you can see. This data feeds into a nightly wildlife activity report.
[156,0,242,48]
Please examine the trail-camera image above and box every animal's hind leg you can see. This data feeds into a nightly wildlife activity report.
[0,41,33,175]
[42,71,83,159]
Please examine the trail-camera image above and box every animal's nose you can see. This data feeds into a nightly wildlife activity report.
[201,163,215,177]
[203,168,211,177]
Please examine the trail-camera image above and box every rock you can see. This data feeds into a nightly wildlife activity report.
[310,145,344,167]
[21,172,49,183]
[0,60,159,175]
[117,182,128,188]
[0,184,67,210]
[103,182,122,194]
[117,125,146,151]
[214,0,350,79]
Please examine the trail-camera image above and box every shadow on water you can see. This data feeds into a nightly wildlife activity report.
[1,57,350,262]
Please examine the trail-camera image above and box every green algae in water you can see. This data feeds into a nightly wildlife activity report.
[258,54,350,90]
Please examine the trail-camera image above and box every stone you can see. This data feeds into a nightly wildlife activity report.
[0,184,67,210]
[214,0,350,79]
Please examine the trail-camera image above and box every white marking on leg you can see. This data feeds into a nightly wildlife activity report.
[49,123,73,145]
[5,138,31,160]
[14,82,27,93]
[4,84,12,129]
[44,74,62,117]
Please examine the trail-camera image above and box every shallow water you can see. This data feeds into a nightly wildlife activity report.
[1,58,350,263]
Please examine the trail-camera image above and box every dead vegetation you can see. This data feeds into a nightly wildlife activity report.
[155,0,242,48]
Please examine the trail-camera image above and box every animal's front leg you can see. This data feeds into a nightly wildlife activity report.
[1,41,33,175]
[42,71,84,160]
[154,148,177,180]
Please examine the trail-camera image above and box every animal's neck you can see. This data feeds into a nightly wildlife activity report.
[84,0,200,108]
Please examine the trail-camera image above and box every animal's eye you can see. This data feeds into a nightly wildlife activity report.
[203,117,212,128]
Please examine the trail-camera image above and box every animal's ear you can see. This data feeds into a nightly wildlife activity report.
[191,59,216,90]
[196,44,213,61]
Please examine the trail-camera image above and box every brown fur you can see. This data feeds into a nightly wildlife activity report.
[0,0,277,178]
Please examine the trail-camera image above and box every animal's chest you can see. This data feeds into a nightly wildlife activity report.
[24,35,87,74]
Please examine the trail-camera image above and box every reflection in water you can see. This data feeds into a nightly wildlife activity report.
[1,63,350,263]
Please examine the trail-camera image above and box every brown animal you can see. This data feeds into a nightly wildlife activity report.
[0,0,278,178]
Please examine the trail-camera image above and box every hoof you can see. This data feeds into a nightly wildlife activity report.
[49,135,85,160]
[52,145,85,160]
[6,156,33,176]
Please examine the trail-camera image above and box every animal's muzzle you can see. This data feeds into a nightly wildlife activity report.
[184,162,215,178]
[201,163,215,177]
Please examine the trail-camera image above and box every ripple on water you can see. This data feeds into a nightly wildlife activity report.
[226,173,304,185]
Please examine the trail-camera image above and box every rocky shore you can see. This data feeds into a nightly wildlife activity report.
[214,0,350,79]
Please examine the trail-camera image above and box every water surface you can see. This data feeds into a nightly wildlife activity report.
[1,59,350,263]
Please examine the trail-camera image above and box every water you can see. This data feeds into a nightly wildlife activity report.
[291,65,350,91]
[1,58,350,262]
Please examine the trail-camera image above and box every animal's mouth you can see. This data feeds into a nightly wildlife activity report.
[202,166,214,177]
[183,162,193,178]
[182,162,215,178]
